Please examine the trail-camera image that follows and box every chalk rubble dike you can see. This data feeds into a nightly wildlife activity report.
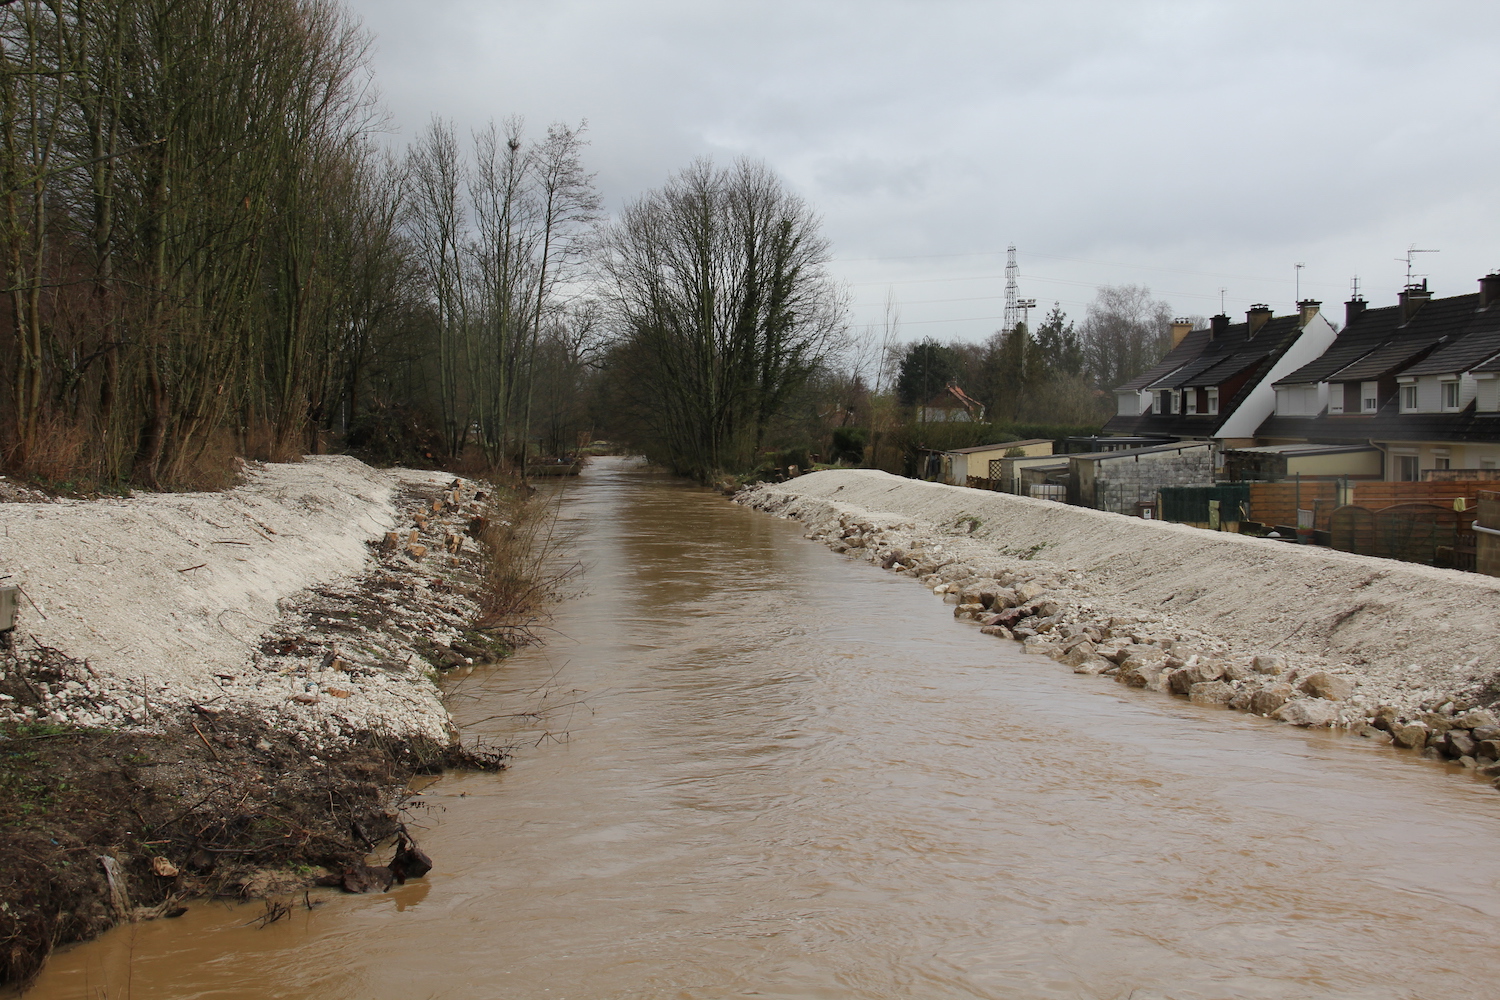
[0,456,507,983]
[736,469,1500,785]
[0,455,469,743]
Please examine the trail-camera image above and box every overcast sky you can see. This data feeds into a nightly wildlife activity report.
[343,0,1500,342]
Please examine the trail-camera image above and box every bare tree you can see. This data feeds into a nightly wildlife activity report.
[1079,283,1174,390]
[602,157,846,479]
[405,117,471,456]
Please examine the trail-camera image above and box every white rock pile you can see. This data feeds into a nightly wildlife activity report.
[737,470,1500,789]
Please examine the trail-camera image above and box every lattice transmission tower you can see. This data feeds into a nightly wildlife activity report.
[1002,245,1035,333]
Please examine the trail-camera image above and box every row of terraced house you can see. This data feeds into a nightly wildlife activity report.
[936,273,1500,572]
[1101,273,1500,485]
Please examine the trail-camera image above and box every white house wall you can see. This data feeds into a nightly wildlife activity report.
[1274,383,1324,417]
[1478,377,1500,412]
[1215,313,1340,439]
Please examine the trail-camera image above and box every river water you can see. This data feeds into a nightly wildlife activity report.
[21,458,1500,999]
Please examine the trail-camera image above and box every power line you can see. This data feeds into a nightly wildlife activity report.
[834,246,1344,289]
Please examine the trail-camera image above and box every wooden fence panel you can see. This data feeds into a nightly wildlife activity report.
[1247,483,1337,529]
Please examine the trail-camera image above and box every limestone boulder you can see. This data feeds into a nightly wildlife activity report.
[1188,681,1236,707]
[1390,723,1430,749]
[1022,635,1058,656]
[1118,656,1169,691]
[1072,656,1114,675]
[1015,581,1047,603]
[1167,659,1225,696]
[1273,698,1338,727]
[1453,709,1499,731]
[1221,660,1254,682]
[1251,653,1288,674]
[1062,641,1098,668]
[1109,643,1164,666]
[1444,730,1478,758]
[1299,671,1355,702]
[979,625,1013,639]
[1249,683,1293,716]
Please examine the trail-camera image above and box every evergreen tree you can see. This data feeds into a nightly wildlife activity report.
[894,338,958,406]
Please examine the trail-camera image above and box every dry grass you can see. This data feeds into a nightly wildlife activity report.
[472,480,578,647]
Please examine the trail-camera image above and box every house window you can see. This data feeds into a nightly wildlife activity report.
[1435,457,1451,470]
[1482,459,1497,470]
[1441,381,1461,410]
[1401,384,1419,411]
[1397,455,1420,481]
[1184,389,1197,415]
[1362,382,1379,412]
[1155,390,1174,415]
[1206,388,1219,415]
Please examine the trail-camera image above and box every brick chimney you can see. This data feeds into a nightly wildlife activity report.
[1246,303,1273,336]
[1169,317,1193,348]
[1297,299,1321,326]
[1345,296,1367,327]
[1480,273,1500,308]
[1398,280,1432,322]
[1209,314,1229,341]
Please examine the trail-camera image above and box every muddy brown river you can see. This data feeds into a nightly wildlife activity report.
[20,458,1500,998]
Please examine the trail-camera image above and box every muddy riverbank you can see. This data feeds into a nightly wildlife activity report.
[737,470,1500,782]
[20,456,1500,1000]
[0,458,515,984]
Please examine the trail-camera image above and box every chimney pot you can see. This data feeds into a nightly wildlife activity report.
[1345,296,1367,327]
[1169,317,1193,348]
[1398,281,1433,322]
[1246,303,1273,336]
[1480,273,1500,308]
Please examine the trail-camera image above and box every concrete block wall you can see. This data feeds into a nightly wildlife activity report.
[1094,447,1214,514]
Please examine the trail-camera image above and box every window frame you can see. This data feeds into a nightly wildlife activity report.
[1401,384,1419,412]
[1441,380,1461,411]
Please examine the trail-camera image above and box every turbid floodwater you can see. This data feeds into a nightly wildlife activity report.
[18,458,1500,999]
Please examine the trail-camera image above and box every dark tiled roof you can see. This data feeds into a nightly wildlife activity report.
[1401,308,1500,376]
[1255,401,1500,445]
[1116,329,1212,392]
[1107,315,1307,437]
[1327,293,1479,382]
[1273,306,1396,386]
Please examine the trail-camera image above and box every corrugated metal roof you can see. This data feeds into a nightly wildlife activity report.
[946,439,1053,454]
[1067,441,1212,462]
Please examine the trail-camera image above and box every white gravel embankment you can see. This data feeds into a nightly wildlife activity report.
[0,457,473,746]
[738,470,1500,768]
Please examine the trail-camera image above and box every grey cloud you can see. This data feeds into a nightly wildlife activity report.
[345,0,1500,339]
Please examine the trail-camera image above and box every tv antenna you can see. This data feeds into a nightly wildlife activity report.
[1397,246,1439,286]
[1294,262,1305,302]
[1219,287,1227,313]
[1350,275,1362,300]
